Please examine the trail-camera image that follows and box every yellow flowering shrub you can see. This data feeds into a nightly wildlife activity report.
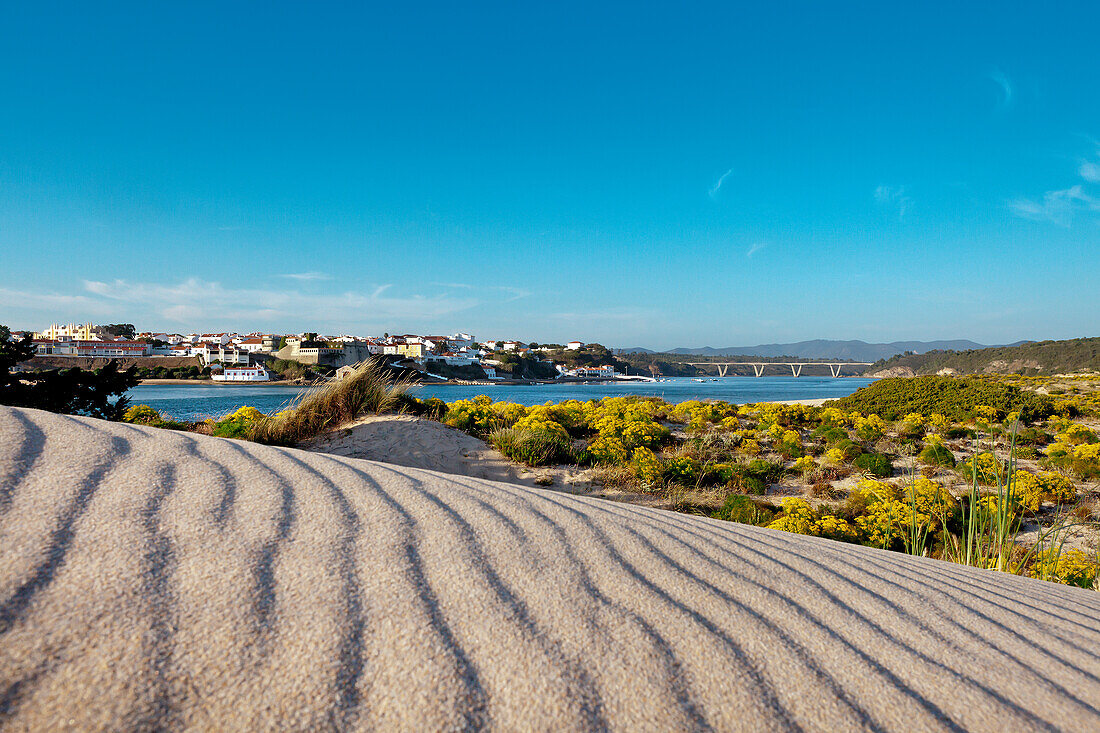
[587,435,630,464]
[1058,424,1098,445]
[720,416,741,430]
[812,514,860,542]
[824,448,846,465]
[766,499,861,543]
[1013,471,1045,511]
[511,413,570,442]
[854,414,886,441]
[973,404,1001,421]
[854,477,955,549]
[1076,443,1100,460]
[793,456,816,473]
[631,447,664,486]
[958,452,1007,484]
[446,397,508,434]
[767,498,816,535]
[123,404,162,424]
[663,456,700,484]
[740,439,761,456]
[1028,549,1099,589]
[211,406,266,439]
[492,401,529,425]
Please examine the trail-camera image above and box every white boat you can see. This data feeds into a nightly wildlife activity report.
[212,365,271,382]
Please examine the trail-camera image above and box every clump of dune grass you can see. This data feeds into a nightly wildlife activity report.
[250,359,411,445]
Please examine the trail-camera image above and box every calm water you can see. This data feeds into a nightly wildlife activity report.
[127,377,874,421]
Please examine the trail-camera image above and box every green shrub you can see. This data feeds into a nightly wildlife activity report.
[1014,427,1050,446]
[853,452,893,477]
[488,425,574,466]
[746,458,785,483]
[919,443,957,467]
[812,426,849,444]
[711,495,776,525]
[832,439,863,461]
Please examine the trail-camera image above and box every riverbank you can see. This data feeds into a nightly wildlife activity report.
[127,377,875,421]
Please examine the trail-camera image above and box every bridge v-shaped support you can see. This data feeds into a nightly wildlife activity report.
[829,363,842,378]
[752,363,765,377]
[717,364,729,377]
[790,364,803,377]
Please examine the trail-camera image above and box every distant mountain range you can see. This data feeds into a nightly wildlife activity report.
[616,339,1031,362]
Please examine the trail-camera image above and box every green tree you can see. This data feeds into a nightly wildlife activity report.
[1,325,139,420]
[100,323,137,339]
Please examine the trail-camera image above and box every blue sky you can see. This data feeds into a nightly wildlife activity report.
[1,2,1097,349]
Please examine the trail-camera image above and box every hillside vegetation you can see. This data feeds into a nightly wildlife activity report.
[828,376,1056,423]
[869,337,1099,376]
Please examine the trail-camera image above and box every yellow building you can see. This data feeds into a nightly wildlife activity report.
[396,342,428,359]
[36,323,100,341]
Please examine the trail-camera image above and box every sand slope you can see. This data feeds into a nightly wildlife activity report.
[1,406,1099,731]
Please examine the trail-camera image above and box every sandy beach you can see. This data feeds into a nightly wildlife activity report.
[2,404,1099,730]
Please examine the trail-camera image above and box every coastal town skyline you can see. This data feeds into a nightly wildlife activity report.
[2,3,1099,347]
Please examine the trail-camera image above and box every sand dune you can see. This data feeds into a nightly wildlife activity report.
[2,405,1099,731]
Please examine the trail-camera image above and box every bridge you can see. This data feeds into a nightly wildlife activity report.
[680,362,874,378]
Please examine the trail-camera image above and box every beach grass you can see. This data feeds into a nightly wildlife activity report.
[250,358,411,445]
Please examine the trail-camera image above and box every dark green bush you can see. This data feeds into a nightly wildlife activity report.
[1014,427,1050,446]
[710,495,775,525]
[725,471,767,495]
[895,421,925,440]
[853,452,893,477]
[812,425,849,444]
[832,439,863,461]
[919,443,956,467]
[745,458,786,483]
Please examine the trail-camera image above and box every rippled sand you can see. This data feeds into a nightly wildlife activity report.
[2,405,1099,730]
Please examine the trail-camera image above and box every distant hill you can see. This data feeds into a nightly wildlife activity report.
[867,338,1099,377]
[619,339,996,361]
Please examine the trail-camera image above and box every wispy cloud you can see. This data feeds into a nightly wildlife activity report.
[1009,185,1099,227]
[746,241,766,258]
[1080,161,1100,183]
[708,168,733,200]
[1,277,531,332]
[1011,144,1100,226]
[874,185,912,220]
[428,282,532,302]
[988,69,1014,111]
[279,271,332,282]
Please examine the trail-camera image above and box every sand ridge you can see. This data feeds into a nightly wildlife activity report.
[2,405,1100,730]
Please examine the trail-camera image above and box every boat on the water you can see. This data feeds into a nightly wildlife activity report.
[211,365,271,383]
